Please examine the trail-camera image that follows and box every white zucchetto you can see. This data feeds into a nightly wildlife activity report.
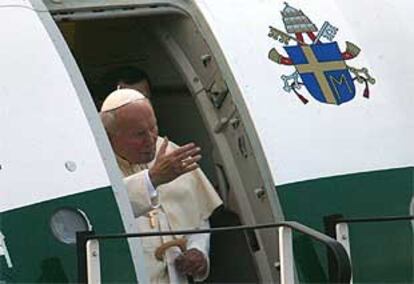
[101,88,146,112]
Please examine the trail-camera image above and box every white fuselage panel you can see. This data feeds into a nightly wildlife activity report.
[198,0,414,185]
[0,5,110,212]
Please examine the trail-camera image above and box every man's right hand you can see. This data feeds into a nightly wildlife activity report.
[148,137,201,187]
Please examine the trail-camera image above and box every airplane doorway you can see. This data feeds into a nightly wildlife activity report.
[57,16,218,184]
[55,12,260,283]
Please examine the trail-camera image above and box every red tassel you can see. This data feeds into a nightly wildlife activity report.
[296,93,309,104]
[363,84,370,98]
[290,83,308,104]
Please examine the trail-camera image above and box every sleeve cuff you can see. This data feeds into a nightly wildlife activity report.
[143,169,160,208]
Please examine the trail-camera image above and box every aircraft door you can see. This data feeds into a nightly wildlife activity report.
[153,16,282,282]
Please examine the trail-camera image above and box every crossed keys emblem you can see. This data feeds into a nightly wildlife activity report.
[268,3,375,105]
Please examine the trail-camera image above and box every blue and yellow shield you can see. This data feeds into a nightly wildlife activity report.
[284,42,355,105]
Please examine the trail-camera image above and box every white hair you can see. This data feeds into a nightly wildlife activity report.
[100,110,118,137]
[100,97,153,137]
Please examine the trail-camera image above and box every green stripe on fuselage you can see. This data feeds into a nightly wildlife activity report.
[0,187,137,282]
[277,167,413,283]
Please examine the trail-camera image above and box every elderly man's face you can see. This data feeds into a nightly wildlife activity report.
[111,100,158,164]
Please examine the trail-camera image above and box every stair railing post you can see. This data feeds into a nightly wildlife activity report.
[278,226,295,284]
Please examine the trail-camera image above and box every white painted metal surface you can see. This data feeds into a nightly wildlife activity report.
[86,239,102,284]
[336,222,353,284]
[197,0,414,185]
[30,3,150,281]
[0,4,110,212]
[0,0,33,8]
[278,227,295,284]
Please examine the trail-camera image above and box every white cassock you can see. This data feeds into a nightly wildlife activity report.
[119,137,222,283]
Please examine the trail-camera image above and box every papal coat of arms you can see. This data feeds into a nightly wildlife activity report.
[268,3,376,105]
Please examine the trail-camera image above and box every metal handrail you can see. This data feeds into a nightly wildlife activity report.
[324,214,414,284]
[335,215,414,224]
[77,221,352,283]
